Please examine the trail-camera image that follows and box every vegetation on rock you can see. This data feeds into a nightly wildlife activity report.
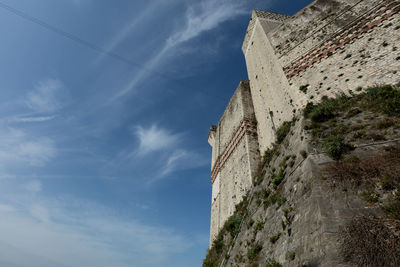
[204,84,400,267]
[304,84,400,159]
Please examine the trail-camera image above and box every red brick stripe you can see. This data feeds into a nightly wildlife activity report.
[211,119,257,183]
[283,0,400,79]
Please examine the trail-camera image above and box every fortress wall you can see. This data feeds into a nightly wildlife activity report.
[243,14,298,153]
[208,81,260,246]
[243,0,399,122]
[217,82,254,151]
[269,0,366,66]
[208,0,400,248]
[289,9,400,107]
[209,174,220,246]
[282,0,400,108]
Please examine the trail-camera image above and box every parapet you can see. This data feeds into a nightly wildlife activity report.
[208,125,217,146]
[253,10,291,21]
[242,10,290,54]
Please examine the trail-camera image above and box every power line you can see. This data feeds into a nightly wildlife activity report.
[0,1,229,102]
[0,1,179,82]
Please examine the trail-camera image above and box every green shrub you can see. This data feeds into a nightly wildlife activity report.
[276,195,287,208]
[395,190,400,201]
[353,129,367,139]
[360,190,379,203]
[203,194,251,266]
[375,118,396,129]
[276,121,293,144]
[265,258,282,267]
[331,123,350,135]
[299,84,309,93]
[247,218,255,228]
[263,148,276,165]
[253,174,264,186]
[247,243,263,260]
[306,100,336,122]
[271,168,285,188]
[384,201,400,219]
[253,219,265,233]
[234,195,249,217]
[225,215,242,238]
[381,176,396,190]
[303,102,315,118]
[214,234,224,254]
[262,189,272,209]
[263,192,278,209]
[269,232,281,244]
[203,249,219,267]
[289,251,296,261]
[203,232,225,267]
[323,135,354,160]
[364,85,400,116]
[346,108,361,118]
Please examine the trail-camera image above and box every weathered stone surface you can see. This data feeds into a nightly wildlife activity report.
[208,81,260,246]
[208,0,400,252]
[223,118,394,267]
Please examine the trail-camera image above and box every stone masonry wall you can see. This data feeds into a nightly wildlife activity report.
[241,0,400,153]
[243,11,297,153]
[284,0,400,108]
[267,0,400,109]
[270,0,365,65]
[208,0,400,249]
[208,81,260,246]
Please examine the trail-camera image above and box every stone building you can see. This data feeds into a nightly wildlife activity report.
[208,0,400,246]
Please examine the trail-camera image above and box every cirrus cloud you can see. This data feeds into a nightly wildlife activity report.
[134,124,182,155]
[25,79,67,113]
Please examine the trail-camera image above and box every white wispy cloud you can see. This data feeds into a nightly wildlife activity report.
[0,204,15,213]
[30,204,51,223]
[111,0,250,100]
[24,180,42,194]
[0,128,56,167]
[161,149,206,176]
[17,138,55,166]
[95,0,162,64]
[9,116,55,123]
[0,174,17,180]
[25,79,66,113]
[127,124,207,184]
[0,192,191,267]
[163,150,189,175]
[166,0,246,47]
[134,124,182,155]
[143,148,207,185]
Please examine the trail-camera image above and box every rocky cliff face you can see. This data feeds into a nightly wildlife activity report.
[204,83,400,267]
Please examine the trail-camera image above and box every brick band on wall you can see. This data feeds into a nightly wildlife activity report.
[283,0,400,79]
[211,119,257,183]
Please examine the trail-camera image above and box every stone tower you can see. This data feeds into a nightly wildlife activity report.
[242,10,295,153]
[208,81,260,245]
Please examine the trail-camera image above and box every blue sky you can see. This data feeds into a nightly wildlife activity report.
[0,0,312,266]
